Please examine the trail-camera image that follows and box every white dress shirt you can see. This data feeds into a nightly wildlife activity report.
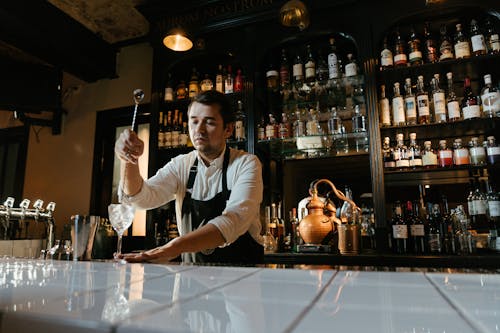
[121,147,263,246]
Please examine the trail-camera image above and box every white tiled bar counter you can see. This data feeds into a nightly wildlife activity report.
[0,258,499,333]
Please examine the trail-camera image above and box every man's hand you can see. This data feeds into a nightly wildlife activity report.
[115,129,144,164]
[118,242,180,264]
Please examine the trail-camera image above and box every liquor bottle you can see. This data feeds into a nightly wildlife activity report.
[328,37,340,79]
[408,132,422,168]
[234,100,246,141]
[380,35,394,70]
[379,85,391,127]
[446,72,461,122]
[158,111,165,149]
[351,104,366,132]
[453,138,470,166]
[200,74,214,91]
[225,65,234,94]
[257,116,266,141]
[316,50,329,83]
[179,120,189,147]
[188,68,200,98]
[461,76,481,120]
[164,110,173,148]
[340,187,354,223]
[215,64,224,93]
[441,195,456,255]
[439,24,454,61]
[272,202,285,251]
[404,78,417,125]
[279,112,291,139]
[408,25,423,66]
[431,74,447,123]
[263,206,277,253]
[293,52,304,89]
[423,22,439,63]
[409,201,426,254]
[279,49,291,89]
[293,111,305,137]
[393,28,408,67]
[176,80,187,100]
[486,136,500,165]
[164,73,174,102]
[327,107,342,135]
[171,109,180,148]
[289,208,302,252]
[382,136,396,170]
[266,114,278,140]
[392,82,406,126]
[470,181,489,235]
[395,133,409,170]
[422,141,438,168]
[345,53,358,77]
[454,23,471,59]
[416,75,431,124]
[266,63,279,92]
[428,204,442,254]
[469,19,487,56]
[234,69,244,92]
[304,44,316,85]
[481,74,500,118]
[391,201,408,254]
[438,139,454,167]
[484,17,500,54]
[469,137,487,166]
[486,184,500,252]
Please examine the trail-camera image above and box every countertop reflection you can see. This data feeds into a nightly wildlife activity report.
[0,257,498,333]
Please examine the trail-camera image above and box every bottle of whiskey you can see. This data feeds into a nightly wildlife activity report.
[423,22,438,63]
[404,78,417,125]
[315,50,329,83]
[158,111,165,149]
[188,68,200,98]
[408,132,422,168]
[224,65,234,94]
[215,64,224,93]
[328,37,340,79]
[408,25,423,66]
[439,24,454,61]
[431,74,447,123]
[266,63,279,93]
[379,85,391,127]
[484,17,500,54]
[416,75,431,124]
[394,133,409,170]
[393,27,408,67]
[392,82,406,126]
[280,49,291,90]
[380,35,394,70]
[293,52,304,89]
[164,110,173,148]
[234,100,246,141]
[481,74,500,118]
[461,76,481,120]
[164,73,174,102]
[470,19,487,56]
[179,119,189,147]
[409,201,426,254]
[304,44,316,85]
[454,23,471,59]
[391,201,408,254]
[171,109,181,148]
[200,74,214,92]
[446,72,461,122]
[383,136,396,170]
[345,54,358,77]
[234,69,244,92]
[279,112,291,139]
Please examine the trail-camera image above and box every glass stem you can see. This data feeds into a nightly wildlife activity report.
[116,235,123,258]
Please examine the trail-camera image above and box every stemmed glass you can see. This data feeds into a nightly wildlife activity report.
[107,203,135,259]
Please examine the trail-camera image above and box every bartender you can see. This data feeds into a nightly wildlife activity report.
[115,90,264,264]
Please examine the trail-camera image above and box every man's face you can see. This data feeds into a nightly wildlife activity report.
[188,102,233,163]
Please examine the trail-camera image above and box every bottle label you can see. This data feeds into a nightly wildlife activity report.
[216,76,223,93]
[412,157,423,166]
[472,199,487,215]
[381,49,393,67]
[164,88,174,102]
[305,61,315,79]
[328,53,339,79]
[266,70,278,78]
[417,95,430,116]
[258,127,266,140]
[462,105,481,119]
[482,91,500,113]
[454,148,470,165]
[279,67,290,85]
[470,147,486,159]
[394,53,407,65]
[393,150,400,161]
[428,234,441,251]
[410,224,425,236]
[409,51,423,62]
[293,63,303,78]
[489,34,500,52]
[393,225,408,239]
[433,92,446,118]
[392,97,405,124]
[164,132,172,147]
[422,151,438,166]
[380,99,391,125]
[265,124,276,139]
[395,159,410,168]
[440,41,454,60]
[471,34,487,52]
[179,133,188,146]
[405,97,417,118]
[454,42,471,58]
[158,132,165,148]
[487,146,500,157]
[345,63,357,77]
[489,200,500,217]
[235,121,245,140]
[385,161,396,168]
[447,101,461,119]
[439,150,453,159]
[171,131,180,147]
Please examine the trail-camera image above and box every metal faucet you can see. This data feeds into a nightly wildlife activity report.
[0,197,57,255]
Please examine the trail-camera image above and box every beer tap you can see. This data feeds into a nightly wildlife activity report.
[1,197,14,239]
[19,199,30,239]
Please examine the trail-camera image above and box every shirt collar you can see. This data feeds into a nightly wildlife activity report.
[196,146,227,169]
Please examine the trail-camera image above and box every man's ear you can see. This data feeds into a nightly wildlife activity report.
[224,122,234,139]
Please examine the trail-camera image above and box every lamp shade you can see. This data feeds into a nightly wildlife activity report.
[279,0,310,30]
[163,29,193,52]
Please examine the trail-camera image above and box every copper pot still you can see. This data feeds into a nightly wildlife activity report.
[298,179,361,254]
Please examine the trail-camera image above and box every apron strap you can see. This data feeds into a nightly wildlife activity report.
[222,147,230,200]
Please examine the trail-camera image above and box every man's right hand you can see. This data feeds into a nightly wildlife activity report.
[115,129,144,164]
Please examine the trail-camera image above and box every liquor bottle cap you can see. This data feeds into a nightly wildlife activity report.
[397,133,404,140]
[446,72,453,79]
[410,133,417,140]
[424,140,431,146]
[439,139,447,145]
[484,74,492,84]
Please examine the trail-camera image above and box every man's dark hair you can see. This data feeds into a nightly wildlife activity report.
[189,90,235,126]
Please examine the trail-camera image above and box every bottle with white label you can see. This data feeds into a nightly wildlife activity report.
[481,74,500,118]
[431,74,447,123]
[304,44,316,85]
[345,53,358,77]
[404,78,417,125]
[408,26,423,66]
[392,82,406,126]
[461,76,481,120]
[395,133,409,170]
[487,136,500,165]
[469,137,487,166]
[234,100,246,141]
[422,141,438,168]
[379,85,391,127]
[446,72,461,122]
[454,23,471,59]
[439,24,454,61]
[328,37,339,79]
[380,36,394,70]
[486,184,500,252]
[416,76,431,124]
[485,17,500,54]
[408,132,422,168]
[453,138,470,166]
[470,19,487,56]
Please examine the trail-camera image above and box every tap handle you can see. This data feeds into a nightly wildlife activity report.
[4,197,15,208]
[46,202,56,212]
[20,199,31,210]
[33,199,44,210]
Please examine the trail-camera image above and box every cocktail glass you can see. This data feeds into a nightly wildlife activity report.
[107,203,135,258]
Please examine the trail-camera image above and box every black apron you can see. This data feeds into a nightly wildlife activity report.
[181,148,263,264]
